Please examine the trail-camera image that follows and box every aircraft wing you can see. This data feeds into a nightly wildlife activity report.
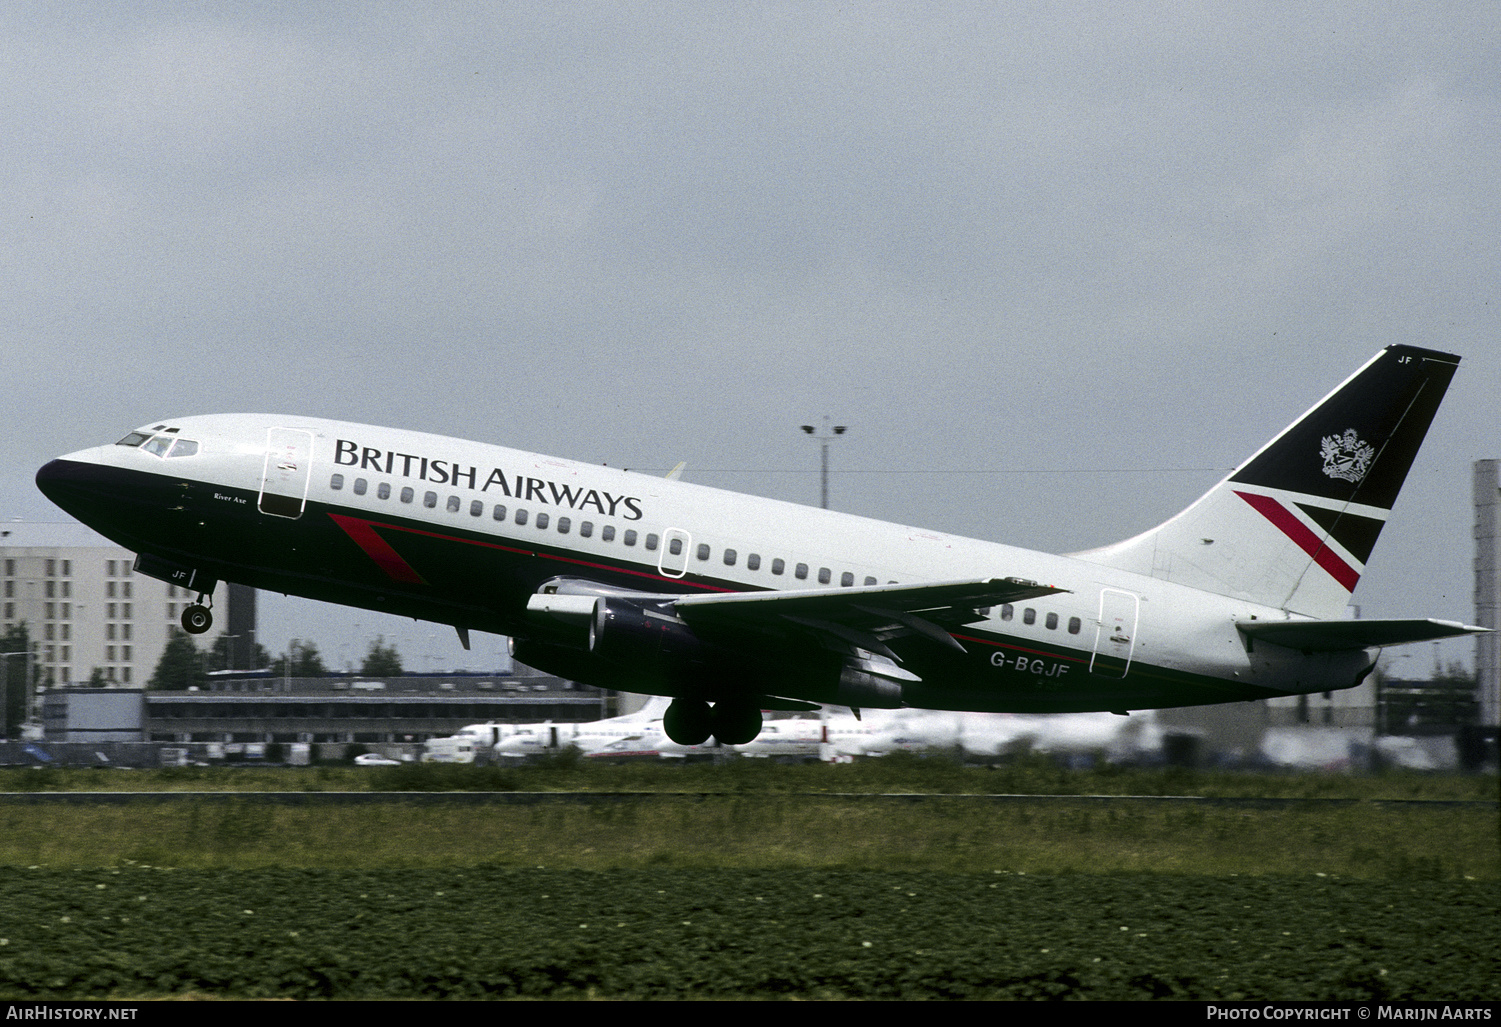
[1238,617,1488,652]
[672,576,1067,660]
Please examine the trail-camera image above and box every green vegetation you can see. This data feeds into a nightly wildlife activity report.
[147,628,205,691]
[268,639,328,678]
[0,795,1494,880]
[360,635,403,677]
[1,623,37,730]
[1,753,1496,801]
[0,867,1494,1000]
[0,762,1493,999]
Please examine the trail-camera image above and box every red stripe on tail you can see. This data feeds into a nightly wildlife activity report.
[1235,491,1360,592]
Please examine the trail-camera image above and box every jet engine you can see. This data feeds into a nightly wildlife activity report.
[520,577,911,711]
[521,581,722,694]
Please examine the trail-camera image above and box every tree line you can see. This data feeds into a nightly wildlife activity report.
[146,632,405,690]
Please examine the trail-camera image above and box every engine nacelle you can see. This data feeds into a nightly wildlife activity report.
[832,666,906,709]
[512,594,720,696]
[525,592,600,639]
[590,596,714,667]
[518,577,911,708]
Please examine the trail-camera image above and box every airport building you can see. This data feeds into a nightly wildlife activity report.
[39,672,604,748]
[1474,459,1499,729]
[1,521,249,690]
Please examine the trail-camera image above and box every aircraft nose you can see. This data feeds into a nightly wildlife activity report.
[35,451,111,519]
[35,456,82,504]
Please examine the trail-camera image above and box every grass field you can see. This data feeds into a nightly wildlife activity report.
[0,761,1495,999]
[2,752,1497,800]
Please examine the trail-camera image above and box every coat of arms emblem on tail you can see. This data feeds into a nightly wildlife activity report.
[1321,429,1374,483]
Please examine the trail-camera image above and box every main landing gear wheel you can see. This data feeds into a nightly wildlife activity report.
[710,703,763,746]
[181,604,213,634]
[662,700,764,746]
[663,699,712,746]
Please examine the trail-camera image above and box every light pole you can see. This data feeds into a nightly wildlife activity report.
[799,418,847,510]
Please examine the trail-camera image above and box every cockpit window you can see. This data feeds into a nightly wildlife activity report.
[130,434,199,458]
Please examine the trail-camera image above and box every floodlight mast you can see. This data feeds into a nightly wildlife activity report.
[799,418,848,510]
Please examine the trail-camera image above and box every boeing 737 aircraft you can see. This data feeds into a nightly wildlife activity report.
[36,346,1483,746]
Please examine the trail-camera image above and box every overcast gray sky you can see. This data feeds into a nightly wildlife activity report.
[4,2,1496,677]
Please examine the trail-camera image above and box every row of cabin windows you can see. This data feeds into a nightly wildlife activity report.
[1000,604,1082,634]
[330,473,883,588]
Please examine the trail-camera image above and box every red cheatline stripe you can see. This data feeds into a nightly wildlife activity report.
[326,512,739,592]
[1234,491,1360,592]
[328,513,428,584]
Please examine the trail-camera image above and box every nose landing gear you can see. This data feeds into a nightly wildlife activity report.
[181,594,214,634]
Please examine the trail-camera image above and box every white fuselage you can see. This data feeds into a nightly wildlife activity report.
[38,413,1375,717]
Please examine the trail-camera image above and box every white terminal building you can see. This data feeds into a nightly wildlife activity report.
[0,521,252,687]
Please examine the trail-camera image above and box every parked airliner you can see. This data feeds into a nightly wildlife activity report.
[36,346,1483,745]
[493,695,676,758]
[840,708,1163,761]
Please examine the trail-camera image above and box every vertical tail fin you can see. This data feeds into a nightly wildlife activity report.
[1074,345,1461,618]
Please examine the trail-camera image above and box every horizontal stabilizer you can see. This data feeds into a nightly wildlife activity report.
[1238,618,1488,652]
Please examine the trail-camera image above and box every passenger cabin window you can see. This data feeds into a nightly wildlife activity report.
[515,509,528,525]
[771,558,785,575]
[378,483,391,500]
[470,500,482,516]
[602,525,615,542]
[724,549,737,566]
[493,505,506,521]
[841,572,854,587]
[536,512,549,529]
[645,533,659,551]
[1045,612,1058,630]
[331,474,344,490]
[557,517,570,534]
[580,521,593,538]
[696,544,710,561]
[1001,605,1013,621]
[818,567,831,585]
[623,529,637,546]
[1068,616,1081,634]
[446,495,460,513]
[747,553,760,571]
[400,487,414,504]
[1023,608,1036,625]
[795,563,808,580]
[668,538,683,556]
[354,478,368,496]
[424,491,438,509]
